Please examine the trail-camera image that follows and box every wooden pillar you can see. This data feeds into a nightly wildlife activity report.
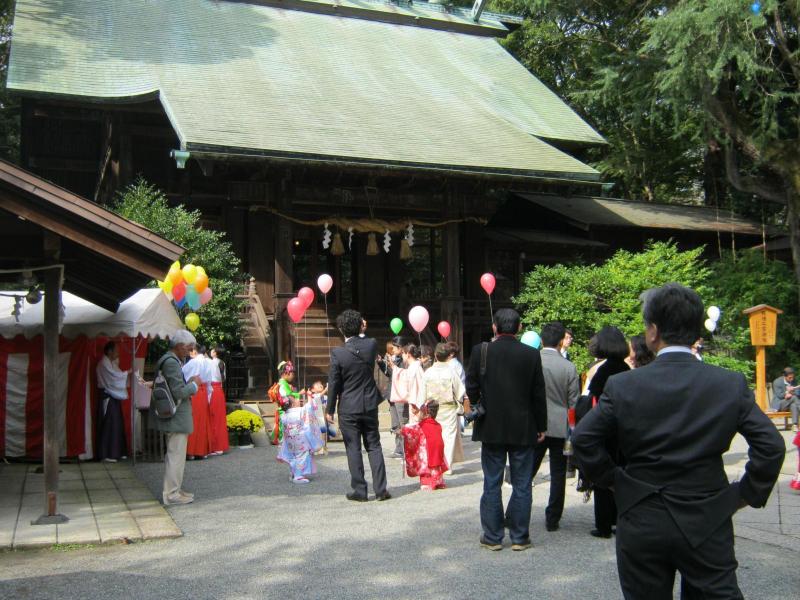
[755,346,767,411]
[441,220,464,356]
[274,198,294,365]
[34,242,68,524]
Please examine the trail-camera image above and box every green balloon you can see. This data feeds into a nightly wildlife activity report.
[390,317,403,335]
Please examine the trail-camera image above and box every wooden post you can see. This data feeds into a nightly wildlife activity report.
[33,261,68,524]
[274,206,294,365]
[742,304,783,412]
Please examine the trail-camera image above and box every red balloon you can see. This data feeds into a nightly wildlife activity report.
[437,321,451,339]
[287,297,306,323]
[480,273,496,296]
[172,280,186,302]
[298,286,315,309]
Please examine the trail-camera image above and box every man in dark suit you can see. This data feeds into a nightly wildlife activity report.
[327,309,390,502]
[466,308,547,552]
[572,283,785,599]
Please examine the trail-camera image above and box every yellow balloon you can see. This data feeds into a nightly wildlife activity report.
[170,261,181,271]
[196,266,207,278]
[182,264,198,285]
[158,279,173,294]
[185,312,200,332]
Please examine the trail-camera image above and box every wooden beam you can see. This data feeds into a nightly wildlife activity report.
[27,156,98,173]
[0,191,170,280]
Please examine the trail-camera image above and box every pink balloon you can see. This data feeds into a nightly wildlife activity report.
[287,297,306,324]
[437,321,451,339]
[298,286,315,309]
[317,274,333,295]
[480,273,496,296]
[408,305,429,333]
[199,287,213,305]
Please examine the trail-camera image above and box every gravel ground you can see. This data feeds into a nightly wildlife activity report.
[0,433,796,599]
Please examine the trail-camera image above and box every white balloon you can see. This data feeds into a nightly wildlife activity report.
[704,318,717,332]
[707,306,721,322]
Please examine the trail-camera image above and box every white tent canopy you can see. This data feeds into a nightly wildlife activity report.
[0,289,183,340]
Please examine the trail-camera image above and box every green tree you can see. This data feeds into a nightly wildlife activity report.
[112,179,244,347]
[645,1,800,299]
[0,0,19,162]
[514,241,711,372]
[708,249,800,380]
[495,0,702,203]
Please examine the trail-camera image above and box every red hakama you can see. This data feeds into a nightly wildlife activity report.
[209,382,230,453]
[186,383,212,457]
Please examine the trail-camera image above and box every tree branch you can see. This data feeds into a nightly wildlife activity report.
[770,9,800,86]
[721,143,787,204]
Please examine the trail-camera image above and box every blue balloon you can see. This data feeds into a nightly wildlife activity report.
[521,331,542,349]
[186,288,201,310]
[174,297,187,309]
[751,2,760,14]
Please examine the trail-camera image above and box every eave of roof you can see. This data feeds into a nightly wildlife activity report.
[518,193,781,236]
[0,160,184,310]
[8,0,605,180]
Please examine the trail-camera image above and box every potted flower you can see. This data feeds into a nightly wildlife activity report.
[226,409,264,448]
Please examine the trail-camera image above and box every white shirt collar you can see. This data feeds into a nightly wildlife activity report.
[656,345,693,357]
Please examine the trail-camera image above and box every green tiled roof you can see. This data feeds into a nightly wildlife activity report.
[8,0,605,179]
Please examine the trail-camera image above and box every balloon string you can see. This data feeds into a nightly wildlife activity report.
[303,316,307,391]
[488,294,494,330]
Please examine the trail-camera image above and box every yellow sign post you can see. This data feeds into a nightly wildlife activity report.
[742,304,783,411]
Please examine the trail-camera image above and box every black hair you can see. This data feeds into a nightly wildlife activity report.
[434,343,450,362]
[630,335,654,368]
[391,335,405,347]
[540,322,566,349]
[642,283,704,346]
[493,308,520,335]
[588,326,629,359]
[196,345,207,355]
[402,344,421,359]
[336,309,363,338]
[444,341,459,356]
[420,345,433,361]
[425,400,439,419]
[103,341,116,356]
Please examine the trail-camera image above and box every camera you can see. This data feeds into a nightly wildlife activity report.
[463,403,486,424]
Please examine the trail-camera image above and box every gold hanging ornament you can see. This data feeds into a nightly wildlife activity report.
[366,233,379,256]
[331,231,345,256]
[400,238,412,260]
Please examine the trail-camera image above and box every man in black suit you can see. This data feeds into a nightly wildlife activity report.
[466,308,547,551]
[327,309,390,502]
[572,283,785,599]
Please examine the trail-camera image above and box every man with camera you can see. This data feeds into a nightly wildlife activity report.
[465,308,547,552]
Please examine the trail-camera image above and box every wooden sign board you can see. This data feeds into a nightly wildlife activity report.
[742,304,782,347]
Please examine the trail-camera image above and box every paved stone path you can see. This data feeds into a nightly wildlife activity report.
[0,462,180,549]
[0,430,796,599]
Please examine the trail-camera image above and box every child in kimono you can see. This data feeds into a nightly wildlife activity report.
[276,393,323,484]
[308,380,336,453]
[269,361,304,445]
[401,401,448,491]
[791,430,800,491]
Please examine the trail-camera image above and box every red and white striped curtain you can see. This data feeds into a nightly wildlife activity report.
[0,335,148,459]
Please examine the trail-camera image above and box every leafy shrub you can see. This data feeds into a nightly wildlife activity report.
[112,179,245,348]
[514,241,710,372]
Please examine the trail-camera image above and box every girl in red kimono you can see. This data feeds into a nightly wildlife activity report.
[401,401,448,491]
[791,430,800,491]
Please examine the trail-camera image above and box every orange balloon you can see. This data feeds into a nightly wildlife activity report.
[194,272,209,293]
[167,265,183,287]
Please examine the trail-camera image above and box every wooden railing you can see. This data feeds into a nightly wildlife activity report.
[246,277,272,355]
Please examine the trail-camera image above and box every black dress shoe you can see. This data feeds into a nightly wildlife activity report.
[376,492,392,501]
[590,529,612,538]
[346,492,368,502]
[546,522,559,532]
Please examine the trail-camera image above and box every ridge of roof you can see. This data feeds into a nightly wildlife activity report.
[225,0,513,35]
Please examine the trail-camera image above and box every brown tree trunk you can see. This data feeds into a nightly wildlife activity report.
[786,177,800,308]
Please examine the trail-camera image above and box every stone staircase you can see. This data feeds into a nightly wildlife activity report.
[292,307,342,387]
[235,280,274,400]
